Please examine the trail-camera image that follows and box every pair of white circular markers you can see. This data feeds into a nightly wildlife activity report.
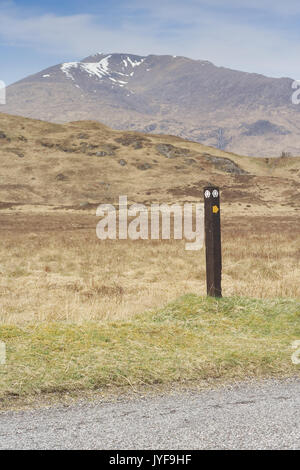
[204,189,219,198]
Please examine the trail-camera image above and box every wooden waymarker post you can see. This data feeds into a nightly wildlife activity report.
[203,186,222,297]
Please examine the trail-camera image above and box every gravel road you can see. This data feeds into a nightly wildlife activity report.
[0,379,299,450]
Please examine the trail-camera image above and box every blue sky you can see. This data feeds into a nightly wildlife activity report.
[1,0,300,84]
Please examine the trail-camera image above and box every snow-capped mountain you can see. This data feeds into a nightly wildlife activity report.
[61,54,145,88]
[2,53,300,156]
[25,53,158,93]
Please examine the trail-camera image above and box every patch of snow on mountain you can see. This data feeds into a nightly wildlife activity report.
[99,55,111,73]
[127,57,145,68]
[80,55,112,78]
[61,56,112,81]
[61,55,135,88]
[61,62,79,80]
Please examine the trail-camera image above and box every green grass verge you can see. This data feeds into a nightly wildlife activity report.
[0,295,299,401]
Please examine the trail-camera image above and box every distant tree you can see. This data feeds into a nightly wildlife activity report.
[280,151,292,158]
[216,128,231,150]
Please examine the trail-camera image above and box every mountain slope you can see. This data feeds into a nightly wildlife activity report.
[3,53,300,157]
[0,112,299,214]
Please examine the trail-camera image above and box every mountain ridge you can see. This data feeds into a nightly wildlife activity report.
[2,52,300,157]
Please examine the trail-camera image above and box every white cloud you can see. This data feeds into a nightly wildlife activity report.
[207,0,300,15]
[131,0,300,18]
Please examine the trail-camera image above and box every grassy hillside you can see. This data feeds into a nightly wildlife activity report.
[0,112,299,215]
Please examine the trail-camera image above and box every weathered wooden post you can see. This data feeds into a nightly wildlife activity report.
[203,186,222,297]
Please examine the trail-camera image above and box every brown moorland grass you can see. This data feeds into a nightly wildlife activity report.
[0,112,299,211]
[0,214,299,325]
